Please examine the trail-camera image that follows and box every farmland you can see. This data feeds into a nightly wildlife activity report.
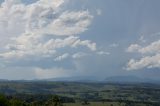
[0,81,160,106]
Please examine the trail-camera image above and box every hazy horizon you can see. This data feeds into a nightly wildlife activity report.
[0,0,160,80]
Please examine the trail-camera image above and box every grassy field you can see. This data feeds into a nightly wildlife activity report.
[64,102,148,106]
[64,102,118,106]
[0,81,159,106]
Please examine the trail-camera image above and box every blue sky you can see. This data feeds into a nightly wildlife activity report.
[0,0,160,80]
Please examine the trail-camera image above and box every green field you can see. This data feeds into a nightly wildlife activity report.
[64,102,151,106]
[0,81,160,106]
[64,102,124,106]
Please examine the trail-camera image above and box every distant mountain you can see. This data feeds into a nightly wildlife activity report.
[0,76,160,84]
[0,79,8,81]
[105,76,160,84]
[26,76,160,84]
[42,76,99,82]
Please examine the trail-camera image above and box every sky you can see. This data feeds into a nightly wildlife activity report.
[0,0,160,80]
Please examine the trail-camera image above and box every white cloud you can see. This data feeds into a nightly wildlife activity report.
[109,43,119,48]
[0,0,98,60]
[72,52,88,59]
[126,39,160,70]
[0,0,107,80]
[41,11,93,36]
[97,51,110,55]
[139,36,146,43]
[138,40,160,54]
[127,40,160,54]
[38,0,65,8]
[0,34,97,59]
[126,44,141,53]
[126,54,160,70]
[54,53,69,61]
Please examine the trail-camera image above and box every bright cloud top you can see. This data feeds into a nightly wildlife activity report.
[0,0,108,79]
[0,0,100,60]
[126,39,160,70]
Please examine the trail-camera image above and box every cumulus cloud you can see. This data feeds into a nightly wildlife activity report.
[126,44,141,53]
[126,39,160,70]
[138,40,160,54]
[126,54,160,70]
[0,0,98,60]
[72,52,88,59]
[54,53,69,61]
[0,0,107,79]
[97,51,110,55]
[42,11,93,36]
[0,34,97,59]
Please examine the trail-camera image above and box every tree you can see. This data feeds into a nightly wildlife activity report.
[81,99,90,105]
[0,94,8,106]
[9,98,25,106]
[45,95,63,106]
